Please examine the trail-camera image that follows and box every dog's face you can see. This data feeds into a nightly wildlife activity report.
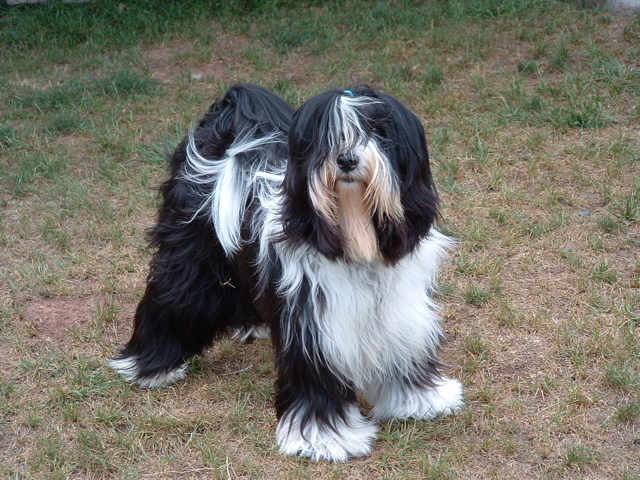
[282,87,439,264]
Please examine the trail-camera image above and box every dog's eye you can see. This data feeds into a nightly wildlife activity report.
[371,126,382,136]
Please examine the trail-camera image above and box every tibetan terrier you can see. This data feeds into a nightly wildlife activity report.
[111,83,463,461]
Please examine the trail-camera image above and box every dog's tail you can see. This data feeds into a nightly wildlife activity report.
[110,84,293,388]
[181,83,293,257]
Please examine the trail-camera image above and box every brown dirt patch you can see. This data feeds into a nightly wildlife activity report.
[143,34,250,84]
[21,295,97,341]
[20,294,136,342]
[141,34,317,89]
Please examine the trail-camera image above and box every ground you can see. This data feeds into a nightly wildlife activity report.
[0,1,639,479]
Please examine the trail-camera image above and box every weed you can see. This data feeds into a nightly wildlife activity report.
[596,214,626,233]
[531,41,548,59]
[613,190,640,224]
[563,99,614,129]
[564,444,597,469]
[614,402,640,423]
[516,59,540,76]
[269,15,335,55]
[549,41,570,71]
[592,260,618,284]
[422,65,445,89]
[47,112,86,134]
[488,208,509,226]
[557,248,585,269]
[436,157,461,191]
[605,362,640,393]
[565,383,592,408]
[591,57,640,95]
[75,429,117,475]
[8,152,71,195]
[0,122,16,147]
[420,455,455,480]
[461,337,492,375]
[12,70,160,112]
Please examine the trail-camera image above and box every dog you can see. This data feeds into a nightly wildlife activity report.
[110,83,463,461]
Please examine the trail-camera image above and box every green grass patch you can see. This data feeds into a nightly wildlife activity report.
[564,444,597,469]
[1,0,228,52]
[10,70,160,111]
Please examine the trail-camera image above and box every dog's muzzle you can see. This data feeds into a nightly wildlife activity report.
[337,153,358,173]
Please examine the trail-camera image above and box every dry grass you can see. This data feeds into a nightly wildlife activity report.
[1,1,639,478]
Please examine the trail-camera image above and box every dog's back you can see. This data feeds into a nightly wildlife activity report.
[180,83,292,256]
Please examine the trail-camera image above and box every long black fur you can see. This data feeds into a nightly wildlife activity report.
[112,83,458,461]
[113,83,294,380]
[281,86,439,264]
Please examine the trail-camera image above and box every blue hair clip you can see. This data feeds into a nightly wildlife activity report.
[343,89,354,97]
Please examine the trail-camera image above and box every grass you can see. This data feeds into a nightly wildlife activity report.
[1,0,639,478]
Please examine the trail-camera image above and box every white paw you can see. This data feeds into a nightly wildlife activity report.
[368,377,464,421]
[109,356,187,388]
[276,404,378,462]
[231,324,271,343]
[426,377,464,418]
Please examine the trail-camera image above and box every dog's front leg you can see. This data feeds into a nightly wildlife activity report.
[365,375,464,422]
[273,344,378,462]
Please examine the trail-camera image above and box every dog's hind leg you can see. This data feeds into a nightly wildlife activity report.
[110,174,250,388]
[111,83,292,388]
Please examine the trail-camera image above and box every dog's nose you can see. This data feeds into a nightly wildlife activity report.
[336,153,358,172]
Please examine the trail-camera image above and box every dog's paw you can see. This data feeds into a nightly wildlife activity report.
[109,356,187,388]
[424,377,464,418]
[276,404,378,462]
[369,376,464,421]
[230,323,271,343]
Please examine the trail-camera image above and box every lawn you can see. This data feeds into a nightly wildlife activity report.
[0,1,639,478]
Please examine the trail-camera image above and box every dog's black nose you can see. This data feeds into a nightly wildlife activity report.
[336,153,358,172]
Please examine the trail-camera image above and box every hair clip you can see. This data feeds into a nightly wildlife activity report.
[343,90,354,97]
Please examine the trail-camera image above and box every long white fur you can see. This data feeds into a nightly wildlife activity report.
[264,227,455,388]
[276,403,378,462]
[168,100,463,461]
[266,228,461,459]
[108,357,187,389]
[366,377,464,422]
[182,130,286,257]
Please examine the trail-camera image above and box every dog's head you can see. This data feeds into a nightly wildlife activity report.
[281,86,439,264]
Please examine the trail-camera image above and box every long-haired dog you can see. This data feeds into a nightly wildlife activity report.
[111,83,463,461]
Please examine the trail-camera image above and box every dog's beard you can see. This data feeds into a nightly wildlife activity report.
[309,144,404,263]
[335,180,379,262]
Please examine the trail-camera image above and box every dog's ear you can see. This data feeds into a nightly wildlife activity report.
[280,91,345,260]
[373,93,439,264]
[280,165,344,260]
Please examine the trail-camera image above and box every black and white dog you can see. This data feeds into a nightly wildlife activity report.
[111,83,463,461]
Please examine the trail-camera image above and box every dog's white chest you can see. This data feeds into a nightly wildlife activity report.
[310,250,443,389]
[274,231,452,389]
